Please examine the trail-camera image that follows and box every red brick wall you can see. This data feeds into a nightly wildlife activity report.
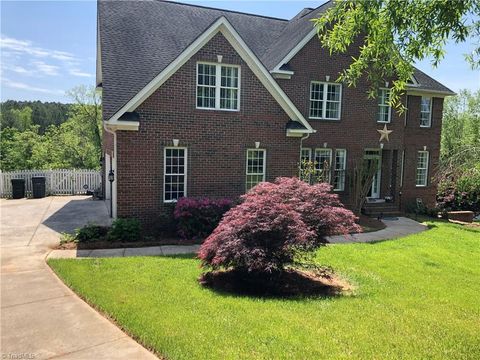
[115,33,299,222]
[275,37,443,208]
[401,96,444,209]
[109,32,444,223]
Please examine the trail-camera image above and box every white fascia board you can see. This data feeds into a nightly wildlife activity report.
[272,27,317,72]
[104,120,139,131]
[219,20,314,133]
[406,88,457,97]
[96,13,102,88]
[106,16,314,133]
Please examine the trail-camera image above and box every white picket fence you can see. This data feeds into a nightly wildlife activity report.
[0,169,102,198]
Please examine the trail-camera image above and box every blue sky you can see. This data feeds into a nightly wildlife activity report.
[1,0,478,103]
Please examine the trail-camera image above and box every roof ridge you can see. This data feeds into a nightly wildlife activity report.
[156,0,289,22]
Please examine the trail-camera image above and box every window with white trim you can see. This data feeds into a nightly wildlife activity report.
[164,147,187,202]
[420,97,432,127]
[416,151,429,187]
[197,63,239,110]
[246,149,266,191]
[300,148,312,182]
[333,149,347,191]
[314,148,332,182]
[377,88,391,123]
[309,82,342,120]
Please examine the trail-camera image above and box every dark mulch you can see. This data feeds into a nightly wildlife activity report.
[57,237,201,250]
[199,268,354,298]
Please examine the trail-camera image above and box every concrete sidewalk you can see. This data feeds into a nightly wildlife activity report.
[1,196,157,360]
[327,216,428,244]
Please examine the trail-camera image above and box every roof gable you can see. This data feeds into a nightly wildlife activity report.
[103,14,314,133]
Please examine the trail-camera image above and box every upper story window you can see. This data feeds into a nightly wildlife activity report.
[420,96,432,127]
[309,82,342,120]
[416,150,429,187]
[377,88,391,123]
[197,63,240,111]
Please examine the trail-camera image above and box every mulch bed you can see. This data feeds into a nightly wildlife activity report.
[56,237,200,250]
[199,267,354,298]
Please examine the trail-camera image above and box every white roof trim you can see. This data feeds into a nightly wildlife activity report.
[96,12,102,88]
[107,16,314,133]
[406,88,456,97]
[272,27,317,72]
[104,119,139,131]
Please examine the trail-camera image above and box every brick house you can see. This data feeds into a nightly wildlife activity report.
[97,0,455,223]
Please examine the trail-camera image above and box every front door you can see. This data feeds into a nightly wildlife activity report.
[364,150,382,199]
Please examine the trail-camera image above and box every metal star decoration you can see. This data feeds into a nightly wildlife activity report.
[377,124,393,142]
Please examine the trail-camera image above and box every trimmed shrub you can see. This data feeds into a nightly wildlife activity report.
[198,177,360,273]
[174,197,232,240]
[74,224,109,242]
[107,218,141,242]
[437,167,480,215]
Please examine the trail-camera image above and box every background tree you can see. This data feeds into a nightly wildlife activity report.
[314,0,480,107]
[0,86,102,171]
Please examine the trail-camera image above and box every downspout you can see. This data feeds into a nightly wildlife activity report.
[103,123,117,218]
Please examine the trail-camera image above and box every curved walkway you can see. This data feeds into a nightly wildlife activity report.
[327,216,428,244]
[1,196,157,360]
[47,217,428,262]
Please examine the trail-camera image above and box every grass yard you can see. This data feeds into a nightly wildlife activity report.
[48,220,480,360]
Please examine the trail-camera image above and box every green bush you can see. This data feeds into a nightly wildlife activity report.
[437,166,480,215]
[107,218,141,242]
[75,224,109,242]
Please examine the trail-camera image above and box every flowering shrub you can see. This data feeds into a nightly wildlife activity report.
[437,168,480,215]
[174,197,232,240]
[198,177,360,273]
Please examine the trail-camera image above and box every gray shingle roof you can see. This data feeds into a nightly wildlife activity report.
[99,0,455,121]
[411,68,455,94]
[98,0,286,120]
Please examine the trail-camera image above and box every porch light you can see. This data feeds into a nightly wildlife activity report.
[173,139,179,147]
[108,169,115,183]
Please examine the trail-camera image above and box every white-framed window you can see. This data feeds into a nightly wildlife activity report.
[164,147,187,202]
[300,148,312,181]
[197,62,240,111]
[333,149,347,191]
[246,149,266,191]
[416,151,429,187]
[309,82,342,120]
[377,88,391,123]
[314,148,332,182]
[420,96,432,127]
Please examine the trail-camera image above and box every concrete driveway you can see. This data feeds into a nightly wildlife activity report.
[1,196,157,359]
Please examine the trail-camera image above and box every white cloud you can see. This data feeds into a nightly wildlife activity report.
[69,69,93,77]
[2,78,64,95]
[0,34,76,63]
[32,61,59,76]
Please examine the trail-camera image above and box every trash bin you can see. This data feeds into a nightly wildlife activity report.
[11,179,26,199]
[32,176,46,198]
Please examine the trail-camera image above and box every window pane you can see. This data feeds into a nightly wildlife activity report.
[246,149,265,190]
[164,148,186,201]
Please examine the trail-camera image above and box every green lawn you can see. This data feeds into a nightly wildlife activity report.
[48,221,480,360]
